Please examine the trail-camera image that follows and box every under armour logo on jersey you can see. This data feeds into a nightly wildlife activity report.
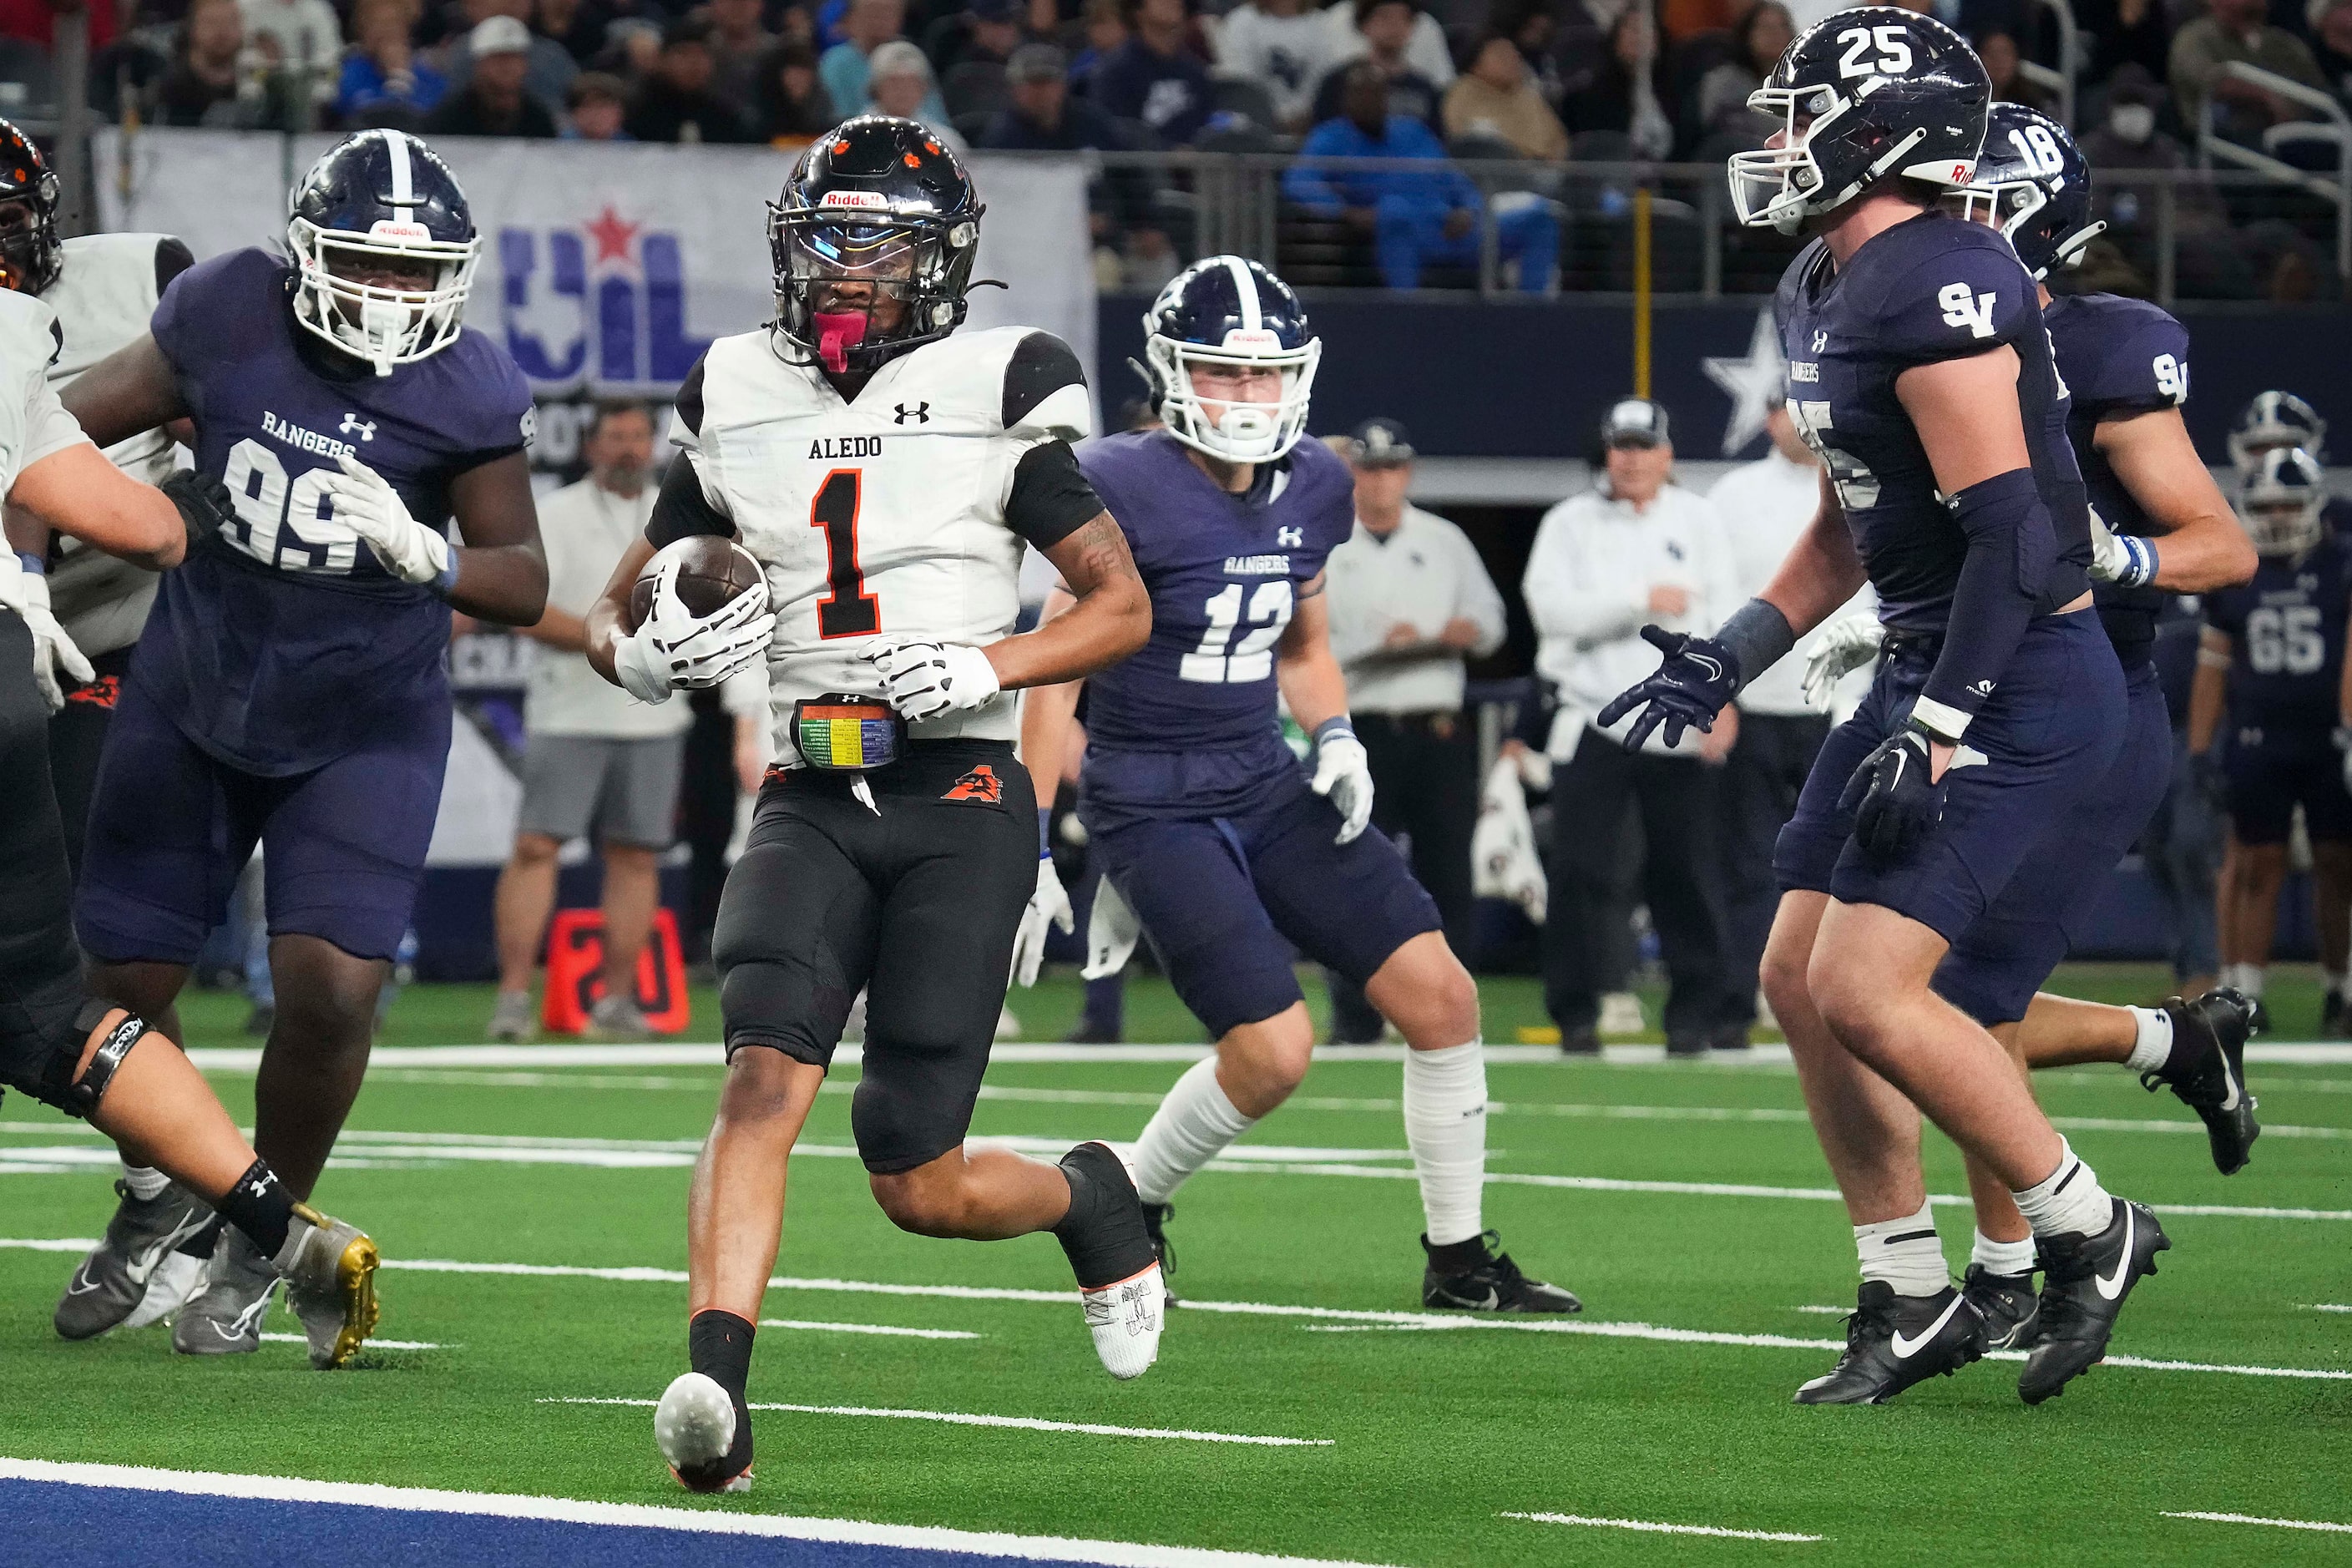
[339,414,377,441]
[1277,526,1304,547]
[1667,542,1685,561]
[1938,283,1999,339]
[893,402,931,424]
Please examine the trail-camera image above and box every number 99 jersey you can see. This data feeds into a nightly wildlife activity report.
[139,246,534,775]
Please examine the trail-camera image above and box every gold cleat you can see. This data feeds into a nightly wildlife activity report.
[276,1203,381,1369]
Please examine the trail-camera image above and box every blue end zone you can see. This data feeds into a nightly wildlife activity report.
[0,1480,1109,1568]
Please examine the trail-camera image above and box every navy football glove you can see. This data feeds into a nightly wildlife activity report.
[1839,721,1945,863]
[1596,625,1740,750]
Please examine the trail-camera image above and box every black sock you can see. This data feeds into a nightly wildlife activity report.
[1051,1145,1152,1288]
[215,1159,294,1259]
[180,1216,225,1259]
[1424,1234,1489,1274]
[689,1309,756,1476]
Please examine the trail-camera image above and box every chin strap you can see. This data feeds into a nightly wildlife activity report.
[812,311,868,374]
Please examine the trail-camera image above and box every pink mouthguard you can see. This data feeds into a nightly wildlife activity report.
[812,311,868,373]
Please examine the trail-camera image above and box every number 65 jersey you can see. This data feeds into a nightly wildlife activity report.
[138,246,533,775]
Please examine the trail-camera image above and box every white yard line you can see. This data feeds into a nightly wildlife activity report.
[1504,1510,1822,1543]
[2311,1303,2352,1313]
[759,1318,980,1340]
[544,1397,1328,1447]
[256,1333,449,1351]
[2164,1511,2352,1535]
[0,1458,1390,1567]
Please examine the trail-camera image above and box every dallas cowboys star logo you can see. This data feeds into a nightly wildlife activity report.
[1702,307,1787,458]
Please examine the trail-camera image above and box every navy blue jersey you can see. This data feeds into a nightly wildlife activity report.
[2203,537,2352,732]
[1077,429,1354,754]
[139,246,533,774]
[1774,213,2089,635]
[2045,291,2191,669]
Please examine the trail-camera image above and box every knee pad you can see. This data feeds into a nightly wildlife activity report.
[33,999,151,1119]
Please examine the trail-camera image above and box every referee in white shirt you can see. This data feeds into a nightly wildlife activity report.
[1522,398,1738,1056]
[1323,417,1506,1040]
[488,402,689,1042]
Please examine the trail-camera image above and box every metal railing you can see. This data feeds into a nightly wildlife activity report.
[2017,0,2081,129]
[2197,62,2352,279]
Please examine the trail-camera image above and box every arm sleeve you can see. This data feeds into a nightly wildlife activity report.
[1914,468,2052,736]
[1003,331,1090,440]
[1003,440,1104,549]
[645,450,736,547]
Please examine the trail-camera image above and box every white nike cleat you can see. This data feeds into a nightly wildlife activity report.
[122,1249,210,1331]
[657,1372,752,1493]
[1081,1262,1166,1381]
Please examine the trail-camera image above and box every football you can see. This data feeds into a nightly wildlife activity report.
[629,535,764,629]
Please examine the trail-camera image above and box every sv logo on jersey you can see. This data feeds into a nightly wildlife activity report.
[1939,283,1999,339]
[810,436,884,459]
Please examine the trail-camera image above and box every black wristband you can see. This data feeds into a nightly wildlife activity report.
[1716,598,1797,690]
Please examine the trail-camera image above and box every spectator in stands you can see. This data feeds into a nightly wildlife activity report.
[539,0,608,67]
[488,402,687,1045]
[2313,0,2352,102]
[1287,62,1560,290]
[1308,0,1441,130]
[437,0,579,112]
[628,18,759,139]
[1977,29,2055,111]
[594,17,663,79]
[1091,0,1213,144]
[426,15,560,133]
[1215,0,1333,131]
[982,43,1178,287]
[867,38,961,144]
[1318,0,1454,93]
[2076,0,2171,89]
[756,38,838,140]
[928,0,1025,79]
[240,0,341,75]
[1689,3,1792,152]
[1443,31,1566,158]
[2074,61,2242,295]
[2170,0,2328,144]
[337,0,451,125]
[819,0,907,118]
[150,0,252,126]
[564,68,632,134]
[1561,6,1672,159]
[704,0,776,110]
[1068,0,1127,94]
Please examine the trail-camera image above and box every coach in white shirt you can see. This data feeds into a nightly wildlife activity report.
[1324,417,1506,1039]
[488,402,689,1043]
[1522,397,1738,1056]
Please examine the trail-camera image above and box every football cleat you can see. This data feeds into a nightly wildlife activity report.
[2321,989,2348,1039]
[1057,1142,1165,1380]
[122,1248,210,1331]
[1141,1201,1177,1298]
[1960,1263,2040,1350]
[1422,1232,1582,1313]
[274,1203,381,1369]
[2020,1198,2168,1405]
[53,1179,216,1341]
[171,1227,281,1357]
[2147,989,2260,1174]
[656,1371,752,1493]
[486,989,535,1043]
[1793,1282,1988,1405]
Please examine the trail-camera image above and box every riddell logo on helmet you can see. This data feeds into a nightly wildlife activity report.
[1949,164,1972,183]
[367,219,432,240]
[1222,329,1281,350]
[821,190,890,210]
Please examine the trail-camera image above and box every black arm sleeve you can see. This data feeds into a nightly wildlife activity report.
[1918,468,2051,734]
[1004,440,1103,549]
[646,453,736,547]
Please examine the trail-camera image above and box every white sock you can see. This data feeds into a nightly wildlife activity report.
[1970,1227,2038,1278]
[2122,1005,2173,1074]
[121,1163,170,1200]
[1854,1199,1949,1296]
[1129,1056,1256,1206]
[2225,962,2265,999]
[2010,1138,2116,1240]
[1403,1039,1488,1247]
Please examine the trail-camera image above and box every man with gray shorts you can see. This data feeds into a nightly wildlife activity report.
[489,402,686,1039]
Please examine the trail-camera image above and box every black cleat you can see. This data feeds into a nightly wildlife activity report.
[2150,989,2260,1174]
[2245,995,2273,1036]
[1793,1282,1987,1405]
[1421,1232,1581,1313]
[2020,1198,2168,1404]
[1960,1263,2040,1350]
[1141,1201,1176,1303]
[2323,989,2349,1040]
[1558,1029,1601,1057]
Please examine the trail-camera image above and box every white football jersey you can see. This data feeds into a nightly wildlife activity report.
[673,323,1091,762]
[0,288,88,493]
[43,232,189,655]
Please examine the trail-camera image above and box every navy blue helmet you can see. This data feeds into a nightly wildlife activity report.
[768,115,984,375]
[2239,445,2328,556]
[1729,7,1990,235]
[0,118,61,296]
[1953,104,2102,279]
[286,129,479,375]
[2230,389,2327,473]
[1141,255,1321,463]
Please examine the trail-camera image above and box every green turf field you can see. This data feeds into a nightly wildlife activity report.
[1,967,2346,1565]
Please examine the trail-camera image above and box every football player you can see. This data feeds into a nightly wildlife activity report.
[53,129,548,1354]
[2193,448,2352,1032]
[1605,11,2167,1405]
[2228,391,2325,478]
[580,119,1156,1496]
[1019,256,1581,1315]
[0,268,380,1369]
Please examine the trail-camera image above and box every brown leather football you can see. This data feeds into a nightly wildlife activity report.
[629,535,763,629]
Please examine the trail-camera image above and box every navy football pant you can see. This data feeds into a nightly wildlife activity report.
[74,673,449,966]
[2222,723,2352,846]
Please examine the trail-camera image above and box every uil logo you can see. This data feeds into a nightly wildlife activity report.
[499,204,710,388]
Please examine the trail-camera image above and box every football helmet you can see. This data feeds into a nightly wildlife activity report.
[1948,103,2102,279]
[2238,445,2327,557]
[286,129,480,376]
[2229,390,2327,473]
[0,119,61,296]
[1141,255,1321,464]
[1729,6,1990,235]
[769,115,984,375]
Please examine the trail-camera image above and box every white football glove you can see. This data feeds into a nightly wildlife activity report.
[1309,719,1374,845]
[0,558,93,715]
[862,637,1001,723]
[1472,756,1547,925]
[612,559,776,705]
[2086,505,2157,588]
[327,453,453,589]
[1800,614,1884,712]
[1084,872,1142,979]
[1009,852,1075,988]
